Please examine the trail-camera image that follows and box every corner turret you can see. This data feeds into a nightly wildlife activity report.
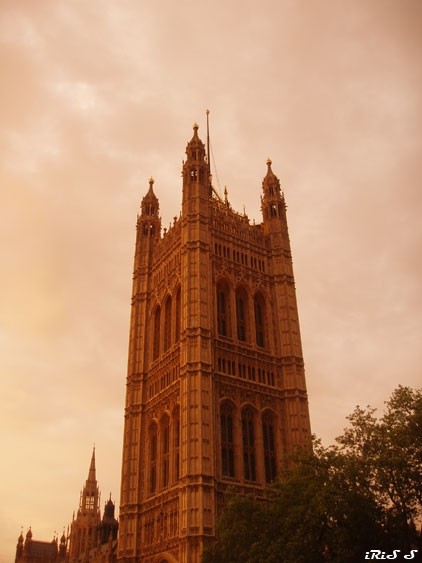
[139,177,161,239]
[261,159,284,222]
[15,529,24,561]
[182,123,210,204]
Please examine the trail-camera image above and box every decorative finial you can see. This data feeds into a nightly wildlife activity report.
[149,177,154,187]
[193,122,199,130]
[267,158,272,166]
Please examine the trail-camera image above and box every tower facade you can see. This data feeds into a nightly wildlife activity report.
[118,124,311,562]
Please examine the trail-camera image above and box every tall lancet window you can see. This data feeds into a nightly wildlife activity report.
[221,402,235,478]
[173,406,180,482]
[153,306,161,360]
[236,287,248,342]
[262,412,277,483]
[149,423,157,494]
[175,287,181,343]
[164,296,172,351]
[242,408,256,481]
[254,293,266,348]
[217,281,230,337]
[161,415,170,488]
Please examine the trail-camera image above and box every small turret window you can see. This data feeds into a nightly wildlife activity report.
[85,495,95,510]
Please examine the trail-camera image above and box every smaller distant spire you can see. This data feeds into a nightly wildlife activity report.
[87,447,96,483]
[262,157,282,195]
[265,158,277,179]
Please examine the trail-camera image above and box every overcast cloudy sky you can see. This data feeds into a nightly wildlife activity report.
[1,0,421,560]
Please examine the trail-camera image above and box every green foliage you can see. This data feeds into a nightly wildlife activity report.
[202,386,422,563]
[336,385,422,551]
[202,493,267,563]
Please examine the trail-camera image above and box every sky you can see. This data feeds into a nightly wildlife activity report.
[0,0,421,560]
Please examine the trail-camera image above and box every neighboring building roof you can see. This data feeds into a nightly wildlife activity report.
[26,539,58,560]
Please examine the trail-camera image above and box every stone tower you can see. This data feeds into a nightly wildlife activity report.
[69,448,101,562]
[118,123,311,562]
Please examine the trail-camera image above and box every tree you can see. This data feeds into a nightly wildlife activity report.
[336,385,422,550]
[202,386,422,563]
[202,493,267,563]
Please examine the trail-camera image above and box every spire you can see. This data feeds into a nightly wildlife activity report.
[262,158,282,198]
[87,446,96,483]
[146,177,156,198]
[77,447,100,514]
[141,177,159,216]
[266,158,275,177]
[185,122,206,164]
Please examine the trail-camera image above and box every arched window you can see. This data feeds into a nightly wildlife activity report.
[149,423,157,494]
[175,287,181,343]
[217,281,231,337]
[262,412,277,483]
[242,408,256,481]
[164,296,172,351]
[236,287,248,342]
[221,402,235,478]
[153,306,161,360]
[161,415,170,488]
[254,293,266,348]
[173,407,180,482]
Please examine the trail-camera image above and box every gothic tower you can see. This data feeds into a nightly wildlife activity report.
[118,123,311,562]
[69,448,101,562]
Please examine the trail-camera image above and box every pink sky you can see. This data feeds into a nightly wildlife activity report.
[1,0,421,560]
